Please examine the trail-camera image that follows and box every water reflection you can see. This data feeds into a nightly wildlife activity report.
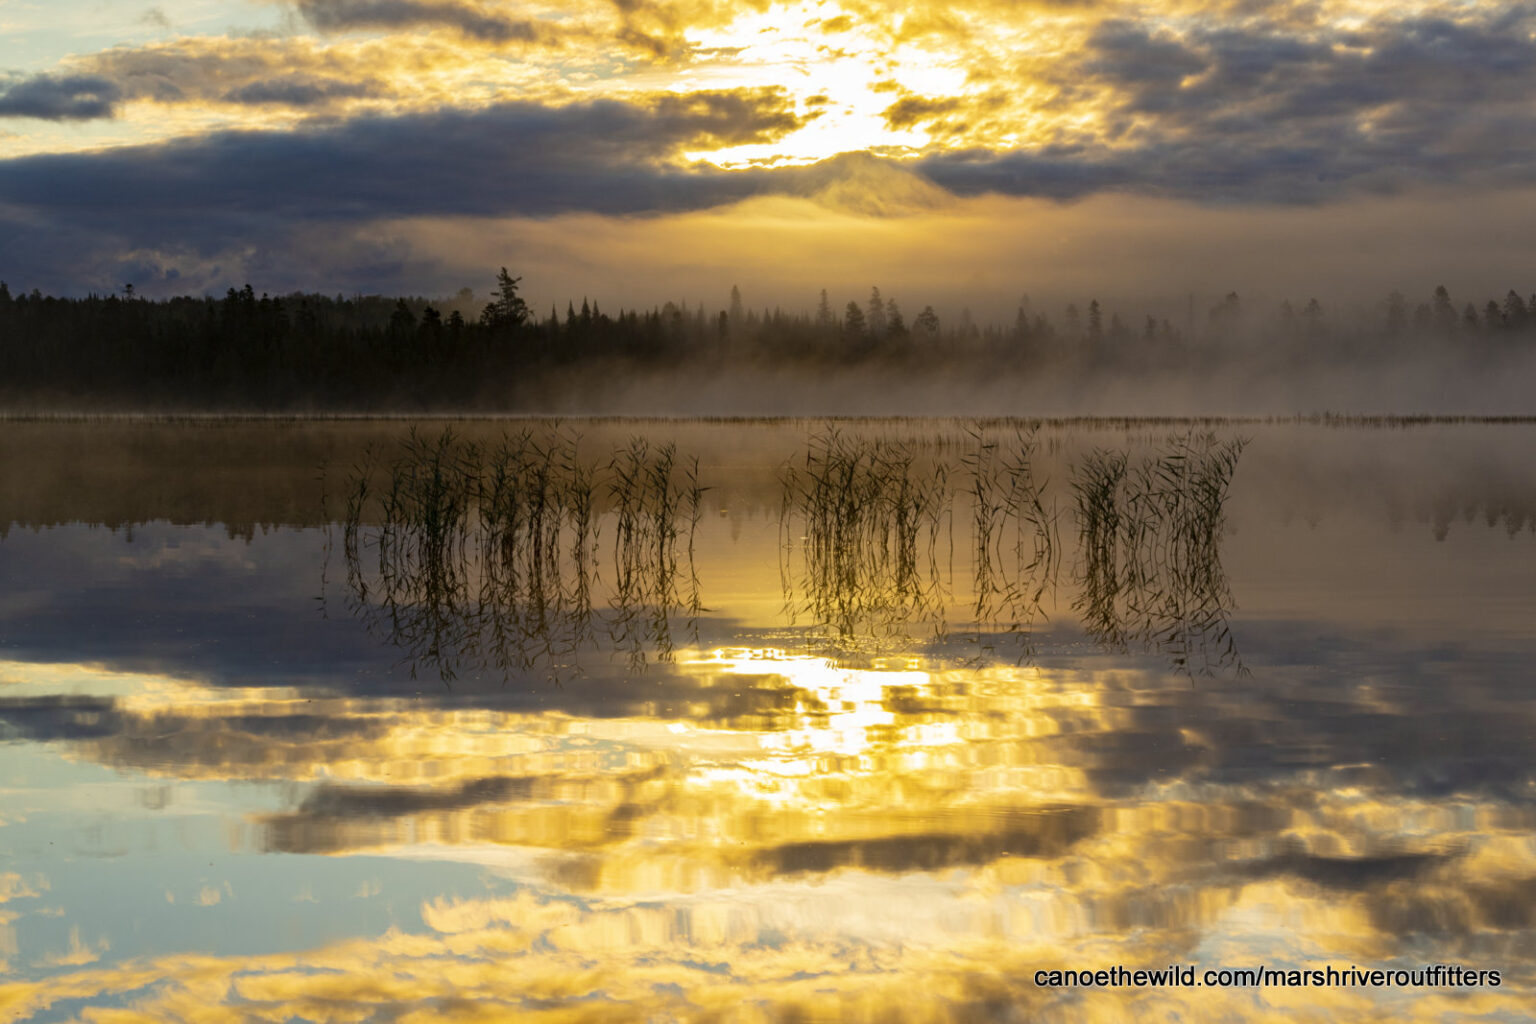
[342,429,703,682]
[1071,434,1246,674]
[2,647,1535,1020]
[2,420,1535,1022]
[776,428,1242,673]
[342,427,1249,679]
[778,430,952,641]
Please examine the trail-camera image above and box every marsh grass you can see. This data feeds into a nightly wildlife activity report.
[1072,432,1247,674]
[963,427,1061,658]
[343,427,701,684]
[340,422,1249,678]
[608,438,705,669]
[779,424,1243,673]
[780,428,951,644]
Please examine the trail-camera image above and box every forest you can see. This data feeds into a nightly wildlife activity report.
[0,269,1533,410]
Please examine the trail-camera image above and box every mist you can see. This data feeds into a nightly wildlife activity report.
[3,272,1535,416]
[523,351,1536,419]
[248,185,1536,328]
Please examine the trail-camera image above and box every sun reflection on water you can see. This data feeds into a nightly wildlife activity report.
[2,628,1535,1018]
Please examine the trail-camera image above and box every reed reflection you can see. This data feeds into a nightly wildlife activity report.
[342,428,702,683]
[1071,434,1247,674]
[340,427,1246,680]
[962,428,1061,659]
[778,429,1244,673]
[778,429,951,641]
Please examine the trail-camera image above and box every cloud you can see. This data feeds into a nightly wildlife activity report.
[6,2,1536,292]
[65,36,459,113]
[898,6,1536,204]
[0,89,803,240]
[1084,12,1536,122]
[882,93,964,130]
[221,76,384,106]
[0,74,121,120]
[292,0,552,44]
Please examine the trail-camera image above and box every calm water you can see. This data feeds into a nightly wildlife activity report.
[0,418,1533,1022]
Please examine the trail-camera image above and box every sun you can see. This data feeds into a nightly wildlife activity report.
[675,1,970,167]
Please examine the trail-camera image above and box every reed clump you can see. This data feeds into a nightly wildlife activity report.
[1072,432,1247,674]
[964,426,1060,654]
[343,427,701,683]
[780,428,950,641]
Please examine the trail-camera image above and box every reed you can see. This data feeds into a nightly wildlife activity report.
[1071,432,1247,674]
[342,428,701,684]
[970,426,1060,656]
[780,428,951,642]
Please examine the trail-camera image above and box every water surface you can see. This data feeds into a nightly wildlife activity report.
[0,418,1533,1022]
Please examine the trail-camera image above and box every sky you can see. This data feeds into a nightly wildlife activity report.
[2,0,1536,318]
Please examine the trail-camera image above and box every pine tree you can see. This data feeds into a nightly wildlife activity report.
[1503,290,1527,331]
[1303,298,1324,337]
[844,300,867,337]
[1485,300,1503,331]
[1064,304,1081,340]
[1385,290,1406,337]
[914,305,940,337]
[815,289,834,329]
[481,267,529,328]
[1432,285,1456,335]
[867,287,887,338]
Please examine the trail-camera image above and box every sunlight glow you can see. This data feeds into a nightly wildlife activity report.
[681,2,964,165]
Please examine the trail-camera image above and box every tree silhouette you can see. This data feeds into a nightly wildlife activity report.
[815,289,834,330]
[844,300,867,338]
[1384,290,1405,337]
[3,267,1531,411]
[867,287,887,339]
[1485,300,1503,332]
[1432,285,1456,335]
[389,298,416,335]
[1064,303,1081,340]
[1302,298,1324,338]
[913,305,940,337]
[728,285,744,326]
[480,267,529,329]
[1503,290,1527,332]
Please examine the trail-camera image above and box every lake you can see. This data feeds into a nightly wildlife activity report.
[0,417,1532,1022]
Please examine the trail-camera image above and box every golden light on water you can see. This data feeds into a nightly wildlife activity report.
[3,644,1532,1020]
[4,424,1536,1020]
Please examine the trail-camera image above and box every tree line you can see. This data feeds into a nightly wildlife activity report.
[0,271,1530,409]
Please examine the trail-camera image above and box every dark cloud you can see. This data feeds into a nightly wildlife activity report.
[0,74,121,120]
[1082,19,1210,102]
[0,41,405,119]
[7,7,1536,288]
[921,8,1536,203]
[0,89,801,227]
[294,0,549,44]
[77,38,406,110]
[0,87,807,295]
[882,94,964,129]
[221,76,383,106]
[1087,13,1536,122]
[752,806,1099,876]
